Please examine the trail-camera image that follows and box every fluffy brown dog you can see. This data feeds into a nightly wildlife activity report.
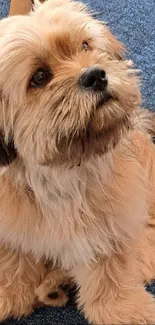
[0,0,155,323]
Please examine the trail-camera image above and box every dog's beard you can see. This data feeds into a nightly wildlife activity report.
[56,121,130,167]
[49,98,132,167]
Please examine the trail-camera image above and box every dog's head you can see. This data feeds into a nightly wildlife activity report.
[0,0,141,167]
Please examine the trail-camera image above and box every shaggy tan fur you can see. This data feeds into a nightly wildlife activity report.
[0,0,155,323]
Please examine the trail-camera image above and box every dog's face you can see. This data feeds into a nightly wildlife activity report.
[0,0,141,167]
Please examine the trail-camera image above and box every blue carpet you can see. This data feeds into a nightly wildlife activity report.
[0,0,155,324]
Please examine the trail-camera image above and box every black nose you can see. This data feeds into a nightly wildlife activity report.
[80,67,107,91]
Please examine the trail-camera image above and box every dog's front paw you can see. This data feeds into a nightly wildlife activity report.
[35,269,71,307]
[36,285,68,307]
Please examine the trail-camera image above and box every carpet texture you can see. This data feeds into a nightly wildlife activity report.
[0,0,155,324]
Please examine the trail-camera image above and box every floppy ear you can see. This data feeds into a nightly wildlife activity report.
[0,130,17,167]
[101,24,126,60]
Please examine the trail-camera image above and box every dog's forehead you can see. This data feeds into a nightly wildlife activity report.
[0,11,103,60]
[33,7,103,44]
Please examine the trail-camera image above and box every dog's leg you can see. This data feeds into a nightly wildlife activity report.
[0,244,45,321]
[132,131,155,284]
[73,255,155,324]
[135,224,155,284]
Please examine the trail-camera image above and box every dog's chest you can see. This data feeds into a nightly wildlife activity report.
[21,152,148,268]
[28,152,149,268]
[23,161,114,268]
[0,159,113,268]
[29,194,111,269]
[0,150,148,269]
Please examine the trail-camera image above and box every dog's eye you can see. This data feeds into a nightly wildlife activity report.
[82,41,89,52]
[30,68,52,88]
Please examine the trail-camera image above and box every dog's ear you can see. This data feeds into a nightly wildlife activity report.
[100,24,126,60]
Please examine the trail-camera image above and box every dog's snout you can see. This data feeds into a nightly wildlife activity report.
[80,67,107,91]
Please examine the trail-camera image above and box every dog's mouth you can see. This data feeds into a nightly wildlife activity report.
[96,92,113,110]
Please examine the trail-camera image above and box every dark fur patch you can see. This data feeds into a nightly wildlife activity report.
[0,131,17,166]
[47,115,132,167]
[152,136,155,144]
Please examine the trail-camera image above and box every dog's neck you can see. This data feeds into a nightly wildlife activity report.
[3,150,114,216]
[25,152,114,211]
